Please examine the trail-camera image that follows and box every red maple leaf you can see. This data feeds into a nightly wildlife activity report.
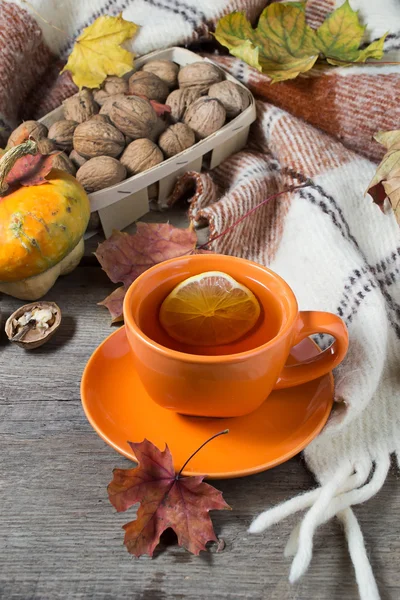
[108,438,230,557]
[6,152,60,188]
[95,223,198,322]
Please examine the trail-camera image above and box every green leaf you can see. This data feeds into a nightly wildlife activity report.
[215,13,261,71]
[215,4,319,83]
[216,0,391,82]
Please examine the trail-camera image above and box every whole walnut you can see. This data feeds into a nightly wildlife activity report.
[48,120,78,152]
[208,81,250,119]
[36,138,58,154]
[128,71,169,103]
[178,62,224,94]
[62,89,99,123]
[93,89,110,106]
[103,76,128,96]
[90,114,111,124]
[158,123,195,158]
[69,149,87,169]
[8,120,48,147]
[165,88,202,123]
[120,139,164,176]
[184,97,226,139]
[108,96,158,140]
[142,60,179,89]
[99,94,126,117]
[76,156,127,192]
[73,120,125,159]
[51,152,76,175]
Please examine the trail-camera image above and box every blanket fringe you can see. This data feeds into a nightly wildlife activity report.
[249,455,391,600]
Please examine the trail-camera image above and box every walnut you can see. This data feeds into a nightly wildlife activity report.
[90,114,111,124]
[142,60,179,89]
[208,81,250,119]
[48,120,78,152]
[51,152,76,175]
[128,71,169,103]
[36,138,58,154]
[120,139,164,175]
[93,89,110,106]
[76,156,127,192]
[62,89,99,123]
[184,97,226,139]
[8,120,48,147]
[108,95,158,139]
[99,94,126,117]
[149,118,167,143]
[165,88,202,123]
[178,62,224,94]
[69,149,87,169]
[73,119,125,159]
[103,76,128,96]
[158,123,195,158]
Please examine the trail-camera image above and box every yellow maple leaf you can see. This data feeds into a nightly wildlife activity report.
[366,130,400,224]
[62,14,139,89]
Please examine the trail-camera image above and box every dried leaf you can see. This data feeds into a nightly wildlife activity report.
[95,223,197,321]
[108,439,230,557]
[62,14,139,89]
[367,129,400,223]
[216,1,388,82]
[216,5,318,82]
[315,0,386,65]
[6,152,60,188]
[98,287,126,324]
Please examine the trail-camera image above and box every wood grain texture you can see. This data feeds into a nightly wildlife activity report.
[0,210,399,600]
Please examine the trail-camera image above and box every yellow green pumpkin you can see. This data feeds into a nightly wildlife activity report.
[0,141,90,300]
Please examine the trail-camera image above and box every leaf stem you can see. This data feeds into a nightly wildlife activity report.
[177,429,229,477]
[196,181,310,251]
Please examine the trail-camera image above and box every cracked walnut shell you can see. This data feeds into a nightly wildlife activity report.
[120,139,164,175]
[76,156,127,192]
[128,71,169,103]
[159,123,195,158]
[184,97,226,139]
[73,119,125,159]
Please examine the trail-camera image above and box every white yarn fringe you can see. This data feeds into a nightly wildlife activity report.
[249,455,391,600]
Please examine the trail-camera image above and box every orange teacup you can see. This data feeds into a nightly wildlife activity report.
[123,254,348,418]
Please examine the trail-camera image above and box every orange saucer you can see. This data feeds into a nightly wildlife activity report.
[81,327,333,479]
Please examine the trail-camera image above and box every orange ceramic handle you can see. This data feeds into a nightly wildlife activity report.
[274,311,349,389]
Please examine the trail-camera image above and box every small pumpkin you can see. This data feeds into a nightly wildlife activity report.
[0,139,90,300]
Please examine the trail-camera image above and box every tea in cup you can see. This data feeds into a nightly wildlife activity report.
[123,254,348,418]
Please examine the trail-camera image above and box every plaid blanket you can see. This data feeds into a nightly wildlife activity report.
[1,1,400,598]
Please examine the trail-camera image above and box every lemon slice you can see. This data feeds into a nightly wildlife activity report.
[159,271,261,346]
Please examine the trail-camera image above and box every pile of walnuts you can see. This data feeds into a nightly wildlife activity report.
[8,61,250,195]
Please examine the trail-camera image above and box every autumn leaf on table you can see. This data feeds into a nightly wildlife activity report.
[366,130,400,224]
[215,1,388,83]
[108,436,230,557]
[95,223,198,322]
[62,14,139,89]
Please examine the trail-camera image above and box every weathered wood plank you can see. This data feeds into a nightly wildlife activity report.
[0,229,399,599]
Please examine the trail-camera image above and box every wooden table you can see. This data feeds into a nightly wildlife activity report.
[1,208,399,600]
